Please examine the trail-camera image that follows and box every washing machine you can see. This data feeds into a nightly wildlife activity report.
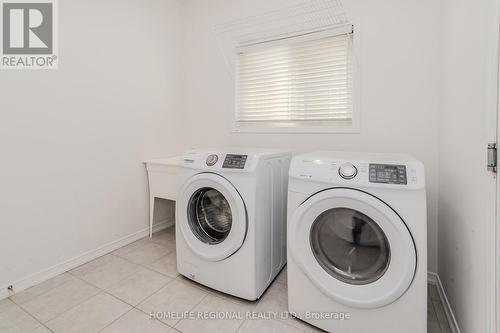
[176,148,291,300]
[287,151,427,333]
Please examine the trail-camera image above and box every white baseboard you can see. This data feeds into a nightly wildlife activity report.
[0,219,174,301]
[428,272,461,333]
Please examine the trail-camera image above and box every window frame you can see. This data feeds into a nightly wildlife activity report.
[232,24,361,134]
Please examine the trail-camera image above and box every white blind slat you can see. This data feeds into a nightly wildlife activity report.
[239,66,351,80]
[241,79,351,92]
[237,33,354,126]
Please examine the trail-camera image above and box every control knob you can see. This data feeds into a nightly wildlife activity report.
[206,154,219,166]
[339,163,358,179]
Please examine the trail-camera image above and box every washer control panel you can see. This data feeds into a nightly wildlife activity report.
[369,164,407,185]
[223,154,248,169]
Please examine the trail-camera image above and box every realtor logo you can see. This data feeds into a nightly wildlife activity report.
[1,0,58,69]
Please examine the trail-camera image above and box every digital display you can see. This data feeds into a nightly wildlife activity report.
[369,164,407,185]
[223,155,248,169]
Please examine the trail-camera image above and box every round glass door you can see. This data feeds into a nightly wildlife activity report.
[310,208,390,285]
[178,173,247,262]
[289,188,417,308]
[188,188,232,245]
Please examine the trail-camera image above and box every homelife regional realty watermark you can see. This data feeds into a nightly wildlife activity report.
[1,0,58,69]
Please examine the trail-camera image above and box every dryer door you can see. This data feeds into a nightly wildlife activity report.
[178,173,247,261]
[289,188,416,309]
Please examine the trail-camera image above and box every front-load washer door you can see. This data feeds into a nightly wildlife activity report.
[178,173,247,262]
[289,188,416,309]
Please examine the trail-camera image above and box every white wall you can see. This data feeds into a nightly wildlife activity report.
[439,0,498,331]
[179,0,441,272]
[0,0,183,292]
[4,4,490,329]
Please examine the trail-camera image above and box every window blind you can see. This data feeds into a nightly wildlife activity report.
[236,32,354,128]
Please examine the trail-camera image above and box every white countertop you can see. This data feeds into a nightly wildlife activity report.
[144,156,181,166]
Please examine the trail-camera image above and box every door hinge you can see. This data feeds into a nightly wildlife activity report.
[488,143,497,173]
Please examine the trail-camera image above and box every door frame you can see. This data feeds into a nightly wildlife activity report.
[491,1,500,332]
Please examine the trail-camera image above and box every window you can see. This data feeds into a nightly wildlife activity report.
[235,27,357,133]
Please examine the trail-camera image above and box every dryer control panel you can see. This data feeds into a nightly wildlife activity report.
[289,152,425,190]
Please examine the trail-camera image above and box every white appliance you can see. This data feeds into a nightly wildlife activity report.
[176,148,291,300]
[287,152,427,333]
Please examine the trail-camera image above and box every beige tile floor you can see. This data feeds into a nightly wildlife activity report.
[3,227,452,333]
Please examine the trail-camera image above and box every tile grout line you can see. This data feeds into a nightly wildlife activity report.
[8,296,55,333]
[98,237,175,332]
[171,291,211,331]
[130,278,199,330]
[91,259,176,308]
[123,251,178,280]
[66,255,140,290]
[9,274,77,308]
[132,305,176,331]
[28,323,55,333]
[8,231,178,331]
[95,307,135,333]
[9,231,175,307]
[69,254,156,292]
[110,276,177,310]
[31,275,102,325]
[40,286,168,333]
[235,317,247,333]
[126,277,176,307]
[110,233,178,281]
[101,291,137,309]
[11,274,101,326]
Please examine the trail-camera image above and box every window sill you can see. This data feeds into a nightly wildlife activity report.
[232,125,361,134]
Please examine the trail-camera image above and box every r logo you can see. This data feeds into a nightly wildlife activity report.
[2,2,53,54]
